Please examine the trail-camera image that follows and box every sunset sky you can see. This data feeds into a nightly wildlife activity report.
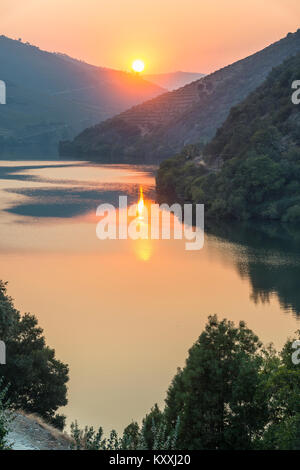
[1,0,300,74]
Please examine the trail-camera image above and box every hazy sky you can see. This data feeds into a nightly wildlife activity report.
[1,0,300,73]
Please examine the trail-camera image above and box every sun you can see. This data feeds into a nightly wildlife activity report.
[132,59,145,73]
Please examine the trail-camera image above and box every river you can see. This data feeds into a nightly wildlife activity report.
[0,160,299,433]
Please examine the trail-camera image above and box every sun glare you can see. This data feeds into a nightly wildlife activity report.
[137,186,145,218]
[132,59,145,73]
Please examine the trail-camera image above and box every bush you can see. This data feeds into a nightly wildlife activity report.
[70,415,180,451]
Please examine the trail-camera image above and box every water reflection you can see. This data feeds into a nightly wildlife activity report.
[206,221,300,316]
[133,238,153,262]
[0,161,156,219]
[1,161,300,316]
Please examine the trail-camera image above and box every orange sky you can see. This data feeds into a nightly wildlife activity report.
[1,0,300,74]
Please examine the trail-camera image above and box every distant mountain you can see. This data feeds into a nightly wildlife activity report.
[0,36,164,156]
[156,52,300,222]
[144,71,205,91]
[60,29,300,163]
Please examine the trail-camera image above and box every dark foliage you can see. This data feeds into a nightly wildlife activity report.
[0,281,69,429]
[163,315,300,450]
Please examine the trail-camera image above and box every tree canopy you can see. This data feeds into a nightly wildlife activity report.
[0,281,69,429]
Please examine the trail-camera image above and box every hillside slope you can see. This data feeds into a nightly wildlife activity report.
[156,52,300,222]
[60,29,300,163]
[7,412,71,450]
[144,71,205,91]
[0,36,164,156]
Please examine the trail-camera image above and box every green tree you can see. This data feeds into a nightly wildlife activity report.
[141,404,164,449]
[164,315,268,449]
[0,281,69,428]
[122,421,140,449]
[260,331,300,449]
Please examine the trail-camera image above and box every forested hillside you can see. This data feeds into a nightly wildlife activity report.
[0,36,164,156]
[156,52,300,222]
[60,30,300,163]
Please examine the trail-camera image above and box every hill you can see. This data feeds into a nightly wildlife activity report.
[7,411,71,450]
[0,36,164,156]
[60,29,300,163]
[144,71,205,91]
[156,52,300,222]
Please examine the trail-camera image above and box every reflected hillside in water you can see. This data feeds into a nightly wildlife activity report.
[0,161,156,219]
[207,221,300,317]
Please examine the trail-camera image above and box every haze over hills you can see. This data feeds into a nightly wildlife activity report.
[143,71,205,91]
[0,36,164,156]
[60,29,300,163]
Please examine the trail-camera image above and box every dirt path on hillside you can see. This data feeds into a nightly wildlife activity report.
[7,412,71,450]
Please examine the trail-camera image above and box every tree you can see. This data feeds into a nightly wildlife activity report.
[0,281,69,428]
[69,316,300,450]
[141,404,164,449]
[122,422,140,449]
[164,315,268,449]
[260,331,300,449]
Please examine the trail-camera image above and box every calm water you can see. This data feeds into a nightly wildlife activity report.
[0,160,299,432]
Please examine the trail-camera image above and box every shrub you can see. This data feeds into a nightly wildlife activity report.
[70,415,180,450]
